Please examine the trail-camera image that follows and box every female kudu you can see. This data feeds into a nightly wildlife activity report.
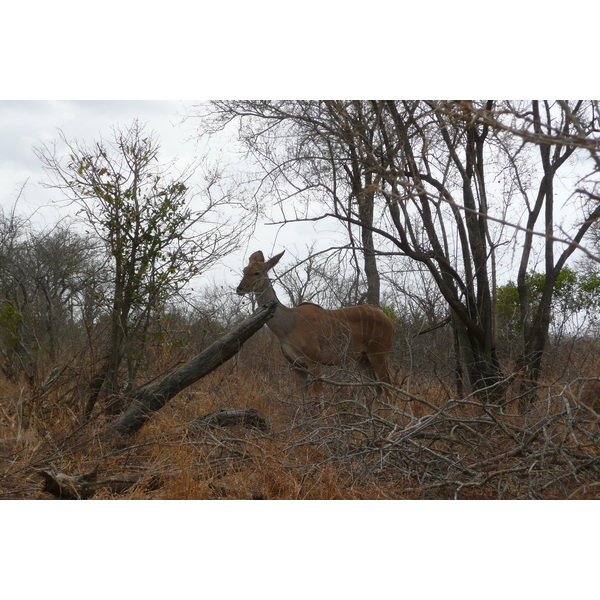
[236,250,395,411]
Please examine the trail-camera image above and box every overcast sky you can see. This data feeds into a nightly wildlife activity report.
[0,100,192,213]
[0,100,337,288]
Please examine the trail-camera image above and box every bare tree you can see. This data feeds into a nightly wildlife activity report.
[196,101,384,306]
[35,120,249,413]
[196,100,600,404]
[0,203,100,383]
[274,244,369,308]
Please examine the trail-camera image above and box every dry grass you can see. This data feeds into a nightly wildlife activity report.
[1,334,599,500]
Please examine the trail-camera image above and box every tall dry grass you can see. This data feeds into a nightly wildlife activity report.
[1,330,598,500]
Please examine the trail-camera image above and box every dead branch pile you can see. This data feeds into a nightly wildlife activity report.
[358,393,599,499]
[2,365,598,499]
[173,384,599,500]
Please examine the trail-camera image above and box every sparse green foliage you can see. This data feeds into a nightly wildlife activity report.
[497,266,600,339]
[64,126,201,313]
[35,120,246,411]
[381,304,398,324]
[0,302,23,350]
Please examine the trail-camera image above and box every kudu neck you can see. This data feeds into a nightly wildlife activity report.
[254,277,295,337]
[254,276,280,307]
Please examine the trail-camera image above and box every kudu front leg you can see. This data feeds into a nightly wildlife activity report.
[293,364,325,415]
[293,367,311,415]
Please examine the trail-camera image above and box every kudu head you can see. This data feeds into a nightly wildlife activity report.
[236,250,285,296]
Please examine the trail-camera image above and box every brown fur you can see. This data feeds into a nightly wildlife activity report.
[237,250,395,405]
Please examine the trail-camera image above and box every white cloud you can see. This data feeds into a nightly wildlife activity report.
[0,100,198,216]
[0,100,317,286]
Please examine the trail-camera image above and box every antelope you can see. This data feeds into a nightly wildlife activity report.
[236,250,395,411]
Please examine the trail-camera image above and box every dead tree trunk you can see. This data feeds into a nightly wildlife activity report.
[110,302,277,437]
[38,467,156,499]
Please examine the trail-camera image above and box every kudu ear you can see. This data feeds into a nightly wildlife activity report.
[249,251,266,263]
[266,250,285,270]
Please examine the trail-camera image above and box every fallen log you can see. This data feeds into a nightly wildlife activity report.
[38,467,158,499]
[110,302,277,437]
[187,407,269,433]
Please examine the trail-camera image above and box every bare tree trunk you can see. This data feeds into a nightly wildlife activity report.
[357,187,381,306]
[110,302,277,437]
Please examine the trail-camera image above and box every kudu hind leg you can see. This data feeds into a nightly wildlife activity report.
[293,367,310,412]
[361,353,393,413]
[357,354,379,414]
[292,366,318,414]
[293,363,324,414]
